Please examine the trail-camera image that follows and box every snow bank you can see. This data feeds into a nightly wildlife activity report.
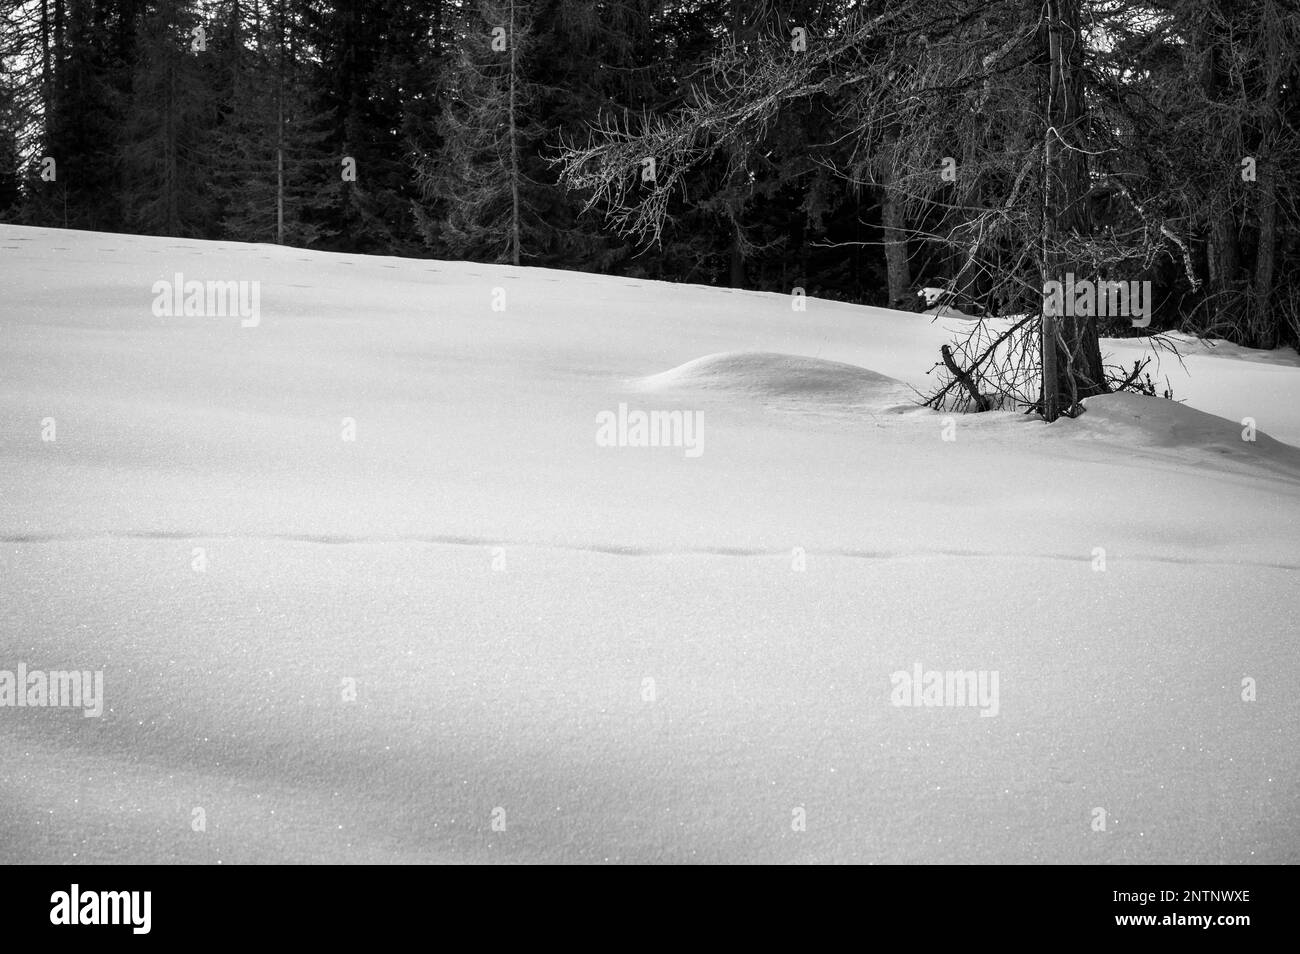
[1,225,1298,864]
[1076,392,1300,475]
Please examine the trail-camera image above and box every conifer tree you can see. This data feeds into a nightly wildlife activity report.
[209,0,331,245]
[118,0,213,236]
[417,0,543,265]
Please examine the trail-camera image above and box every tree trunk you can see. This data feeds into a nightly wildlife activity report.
[1254,162,1277,344]
[1252,15,1282,346]
[1039,0,1106,421]
[881,177,911,307]
[729,233,744,287]
[276,111,284,244]
[880,126,912,308]
[1198,33,1239,297]
[1207,215,1239,292]
[726,0,746,289]
[39,0,52,118]
[276,0,285,244]
[507,0,520,267]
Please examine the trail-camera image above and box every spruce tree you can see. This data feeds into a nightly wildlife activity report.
[118,0,213,236]
[417,0,543,265]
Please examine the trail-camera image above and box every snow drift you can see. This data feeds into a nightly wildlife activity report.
[633,351,916,410]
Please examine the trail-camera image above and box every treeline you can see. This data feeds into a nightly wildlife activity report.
[1,1,1298,353]
[0,0,847,286]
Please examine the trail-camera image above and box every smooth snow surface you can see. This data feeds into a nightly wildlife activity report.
[1,225,1298,864]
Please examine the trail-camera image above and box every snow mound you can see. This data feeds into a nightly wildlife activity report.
[1075,392,1300,474]
[632,351,915,407]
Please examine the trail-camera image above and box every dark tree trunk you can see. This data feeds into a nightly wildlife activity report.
[1039,0,1106,421]
[1199,34,1240,298]
[729,220,745,288]
[1252,17,1283,345]
[881,177,911,307]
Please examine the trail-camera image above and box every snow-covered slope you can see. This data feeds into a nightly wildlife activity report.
[1,225,1298,864]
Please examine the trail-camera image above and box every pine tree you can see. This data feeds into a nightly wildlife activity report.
[0,2,26,216]
[118,0,213,236]
[418,0,543,265]
[209,0,331,245]
[302,0,432,254]
[26,0,132,230]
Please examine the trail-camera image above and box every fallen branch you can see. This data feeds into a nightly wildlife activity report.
[925,314,1036,411]
[941,344,991,411]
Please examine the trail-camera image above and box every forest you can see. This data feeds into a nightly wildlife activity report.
[2,1,1298,415]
